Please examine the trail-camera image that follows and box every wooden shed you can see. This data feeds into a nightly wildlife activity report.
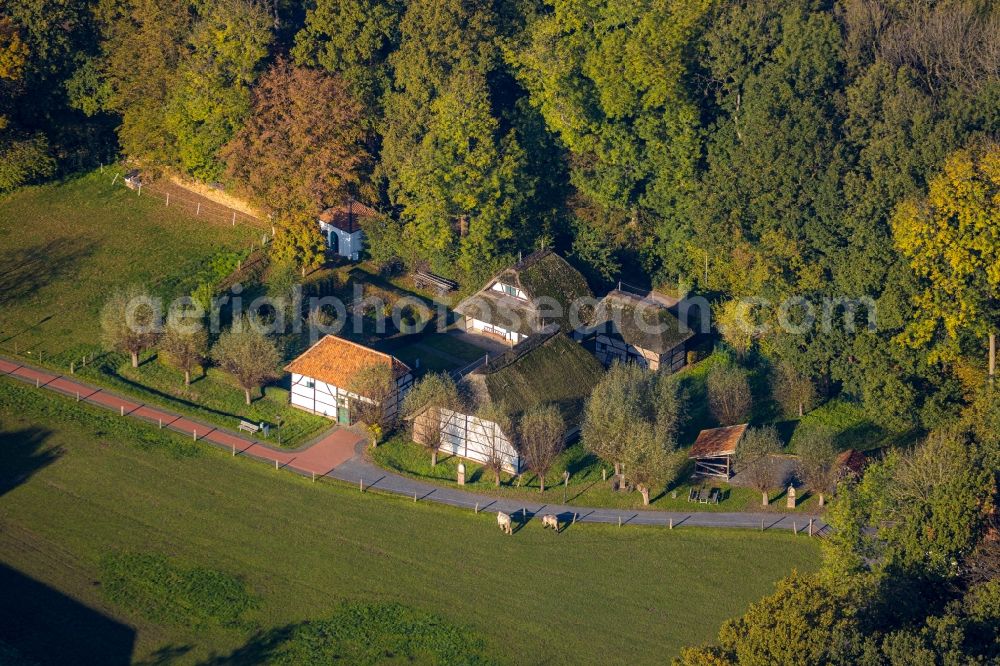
[688,424,748,479]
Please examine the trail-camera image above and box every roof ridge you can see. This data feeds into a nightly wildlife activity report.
[285,334,411,373]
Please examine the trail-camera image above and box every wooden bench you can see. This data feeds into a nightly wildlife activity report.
[238,420,260,435]
[412,270,457,294]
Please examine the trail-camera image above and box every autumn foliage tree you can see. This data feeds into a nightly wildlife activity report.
[891,142,1000,381]
[222,59,368,217]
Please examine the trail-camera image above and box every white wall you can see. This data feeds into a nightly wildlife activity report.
[290,371,413,422]
[319,222,364,260]
[468,318,524,344]
[437,408,521,473]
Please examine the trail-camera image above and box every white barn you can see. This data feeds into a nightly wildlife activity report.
[285,335,412,425]
[413,330,604,474]
[318,201,376,261]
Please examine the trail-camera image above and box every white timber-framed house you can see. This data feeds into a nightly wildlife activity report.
[454,249,595,345]
[285,335,413,425]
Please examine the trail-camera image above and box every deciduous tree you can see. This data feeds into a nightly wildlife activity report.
[796,427,838,507]
[734,425,782,506]
[100,285,161,368]
[211,316,280,405]
[518,404,565,492]
[348,362,396,437]
[706,363,751,426]
[891,142,1000,381]
[402,372,462,466]
[222,60,368,216]
[160,311,208,386]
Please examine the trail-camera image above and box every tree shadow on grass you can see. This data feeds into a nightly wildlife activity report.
[0,563,136,666]
[0,426,60,498]
[0,237,98,307]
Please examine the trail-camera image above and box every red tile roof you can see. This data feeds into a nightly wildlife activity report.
[285,335,410,392]
[836,448,868,477]
[319,200,378,233]
[688,424,748,458]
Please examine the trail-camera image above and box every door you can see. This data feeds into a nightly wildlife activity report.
[337,406,350,424]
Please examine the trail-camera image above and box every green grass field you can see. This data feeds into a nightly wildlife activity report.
[0,169,256,358]
[0,376,820,664]
[0,170,330,447]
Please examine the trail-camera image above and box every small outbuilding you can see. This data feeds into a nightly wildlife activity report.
[318,200,376,261]
[286,335,413,425]
[688,423,748,479]
[454,249,594,345]
[836,448,868,480]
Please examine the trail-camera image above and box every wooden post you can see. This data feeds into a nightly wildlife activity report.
[475,502,479,514]
[70,362,74,374]
[602,468,607,482]
[158,419,162,429]
[990,332,996,385]
[360,478,363,492]
[669,518,673,530]
[572,513,577,525]
[120,405,124,416]
[193,430,197,440]
[165,192,169,206]
[76,391,80,402]
[196,202,201,215]
[275,459,278,470]
[137,183,141,196]
[111,173,119,185]
[793,521,797,535]
[618,516,622,528]
[413,492,417,502]
[232,212,236,226]
[760,519,764,532]
[35,378,39,388]
[808,518,814,537]
[312,472,315,482]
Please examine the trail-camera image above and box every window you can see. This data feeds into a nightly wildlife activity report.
[493,281,525,300]
[305,379,315,389]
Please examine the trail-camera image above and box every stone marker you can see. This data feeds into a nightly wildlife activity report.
[457,462,466,486]
[786,484,796,509]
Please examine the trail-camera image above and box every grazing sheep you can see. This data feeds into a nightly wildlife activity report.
[497,511,512,535]
[542,514,559,531]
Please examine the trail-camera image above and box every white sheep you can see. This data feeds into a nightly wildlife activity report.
[497,511,512,535]
[542,514,559,531]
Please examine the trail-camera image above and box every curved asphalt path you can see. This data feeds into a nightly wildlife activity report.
[0,354,830,535]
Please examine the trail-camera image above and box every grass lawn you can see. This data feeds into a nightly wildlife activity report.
[0,376,820,664]
[788,397,918,454]
[0,169,328,447]
[0,169,256,359]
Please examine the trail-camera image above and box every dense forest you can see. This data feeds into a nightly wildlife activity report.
[5,0,997,434]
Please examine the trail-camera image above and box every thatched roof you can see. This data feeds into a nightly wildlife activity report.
[461,329,604,424]
[688,424,748,459]
[455,250,594,335]
[588,289,693,354]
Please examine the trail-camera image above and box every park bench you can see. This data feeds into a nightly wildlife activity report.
[708,488,720,504]
[238,420,260,435]
[412,270,457,295]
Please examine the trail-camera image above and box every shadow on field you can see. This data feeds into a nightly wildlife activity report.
[0,563,136,665]
[0,237,97,306]
[0,426,60,498]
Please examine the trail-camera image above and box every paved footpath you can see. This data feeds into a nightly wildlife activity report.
[0,355,829,534]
